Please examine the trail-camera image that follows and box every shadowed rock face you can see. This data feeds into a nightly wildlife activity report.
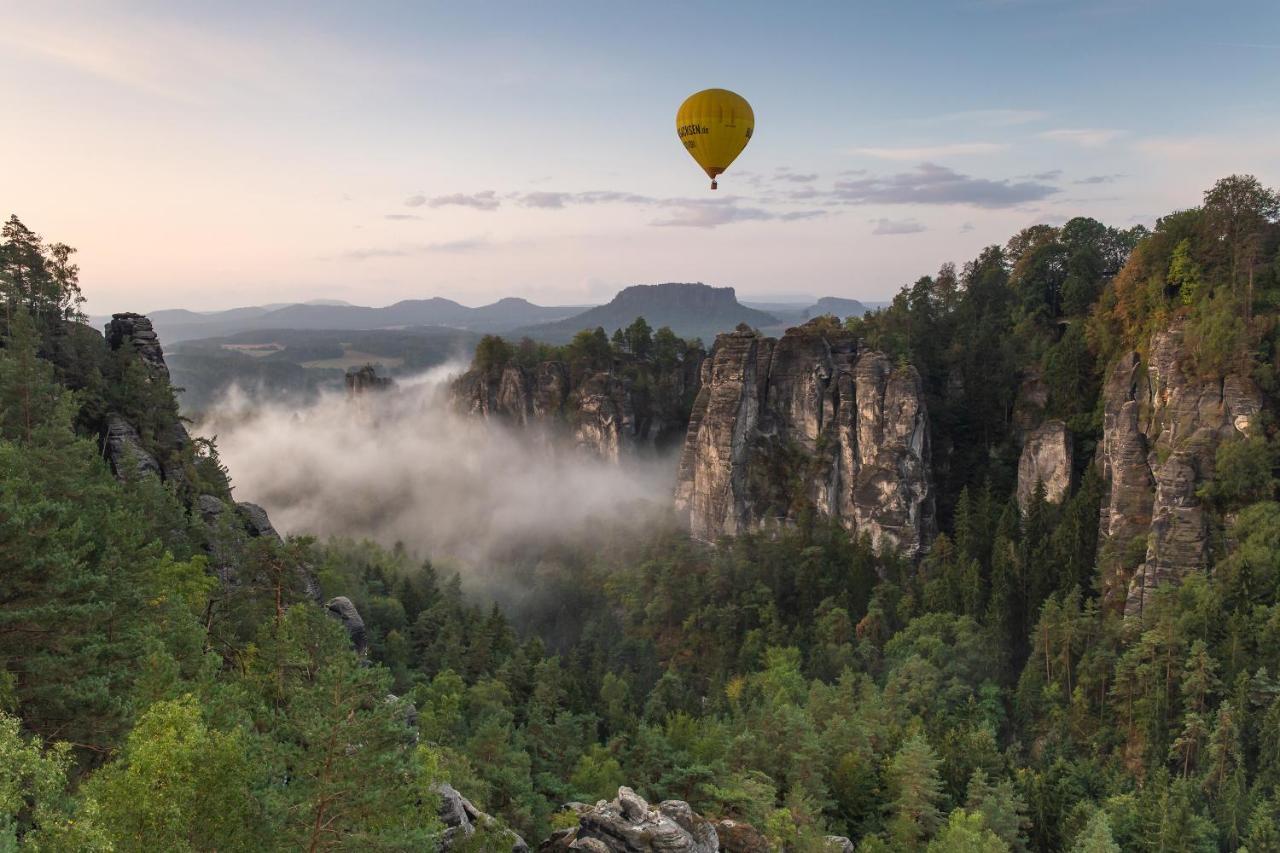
[1098,321,1263,615]
[1017,420,1073,512]
[453,353,704,460]
[673,320,934,556]
[105,313,169,380]
[325,597,368,656]
[103,414,161,480]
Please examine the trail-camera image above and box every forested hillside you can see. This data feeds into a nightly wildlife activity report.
[5,175,1280,852]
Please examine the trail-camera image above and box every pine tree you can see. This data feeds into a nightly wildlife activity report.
[1069,810,1120,853]
[885,734,946,847]
[965,769,1029,852]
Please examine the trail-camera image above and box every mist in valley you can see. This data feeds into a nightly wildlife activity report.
[195,363,680,596]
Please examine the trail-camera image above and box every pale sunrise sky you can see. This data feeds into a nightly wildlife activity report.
[3,0,1279,313]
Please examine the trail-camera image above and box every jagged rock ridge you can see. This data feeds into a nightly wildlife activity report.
[1097,320,1262,615]
[453,352,704,460]
[673,320,935,555]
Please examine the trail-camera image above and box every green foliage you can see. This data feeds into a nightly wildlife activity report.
[472,334,514,373]
[927,808,1010,852]
[84,696,258,852]
[1199,435,1276,511]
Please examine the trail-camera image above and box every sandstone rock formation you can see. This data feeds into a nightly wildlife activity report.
[236,501,281,541]
[103,312,194,485]
[1016,420,1073,512]
[436,783,529,852]
[345,364,394,395]
[105,312,170,379]
[453,352,703,460]
[540,788,852,852]
[326,596,368,656]
[540,787,717,853]
[101,312,303,589]
[673,320,934,555]
[1098,321,1263,615]
[103,414,161,480]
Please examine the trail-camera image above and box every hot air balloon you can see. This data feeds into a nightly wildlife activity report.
[676,88,754,190]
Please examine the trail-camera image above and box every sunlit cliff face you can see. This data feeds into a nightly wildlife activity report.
[196,362,675,570]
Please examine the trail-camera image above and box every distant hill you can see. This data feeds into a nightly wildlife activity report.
[803,297,870,319]
[511,283,777,344]
[740,296,874,334]
[94,297,587,344]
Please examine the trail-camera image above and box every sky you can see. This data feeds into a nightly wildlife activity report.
[3,0,1279,313]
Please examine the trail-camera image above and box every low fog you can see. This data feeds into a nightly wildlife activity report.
[196,363,678,576]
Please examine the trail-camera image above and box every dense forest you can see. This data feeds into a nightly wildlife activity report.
[4,175,1280,852]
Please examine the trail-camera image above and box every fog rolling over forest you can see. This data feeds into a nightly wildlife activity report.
[197,363,676,577]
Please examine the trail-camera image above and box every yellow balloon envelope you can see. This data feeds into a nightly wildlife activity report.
[676,88,754,190]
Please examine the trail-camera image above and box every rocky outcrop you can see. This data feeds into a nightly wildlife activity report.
[453,353,703,460]
[326,596,368,656]
[101,312,294,570]
[1017,420,1073,511]
[103,414,161,480]
[102,312,194,485]
[345,364,393,395]
[436,783,529,852]
[236,501,281,541]
[1098,321,1263,615]
[541,788,717,853]
[105,313,169,380]
[673,320,934,556]
[539,789,850,853]
[1012,368,1049,443]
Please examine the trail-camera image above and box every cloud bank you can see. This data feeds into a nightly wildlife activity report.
[199,365,675,571]
[832,163,1058,208]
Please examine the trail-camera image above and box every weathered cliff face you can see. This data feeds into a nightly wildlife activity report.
[673,321,934,556]
[1017,419,1073,512]
[1098,320,1263,615]
[452,353,704,460]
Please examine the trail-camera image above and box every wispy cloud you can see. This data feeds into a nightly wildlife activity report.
[426,191,501,211]
[1039,128,1125,147]
[392,186,828,228]
[870,217,926,235]
[651,201,825,228]
[337,238,490,260]
[773,170,819,183]
[832,163,1059,208]
[847,142,1008,160]
[1074,173,1124,185]
[518,190,654,209]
